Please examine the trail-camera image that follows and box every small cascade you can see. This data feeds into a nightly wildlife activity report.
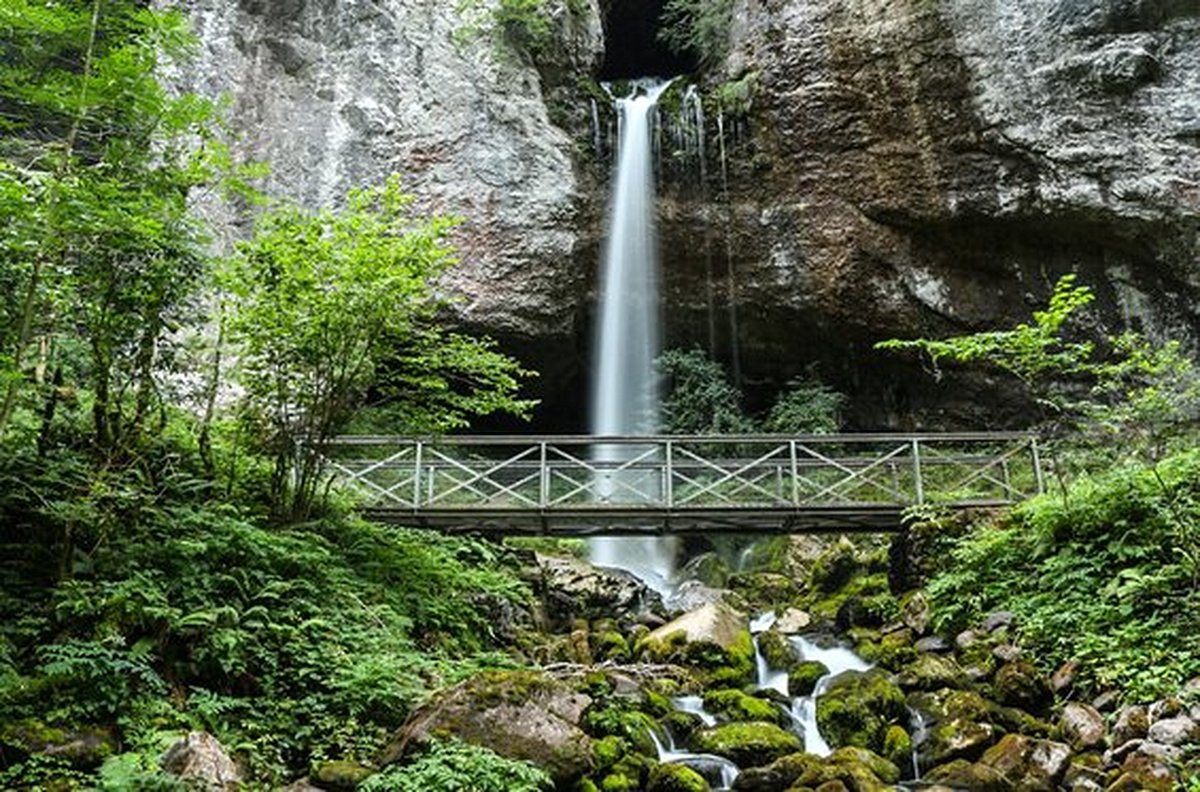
[907,708,927,780]
[649,729,740,791]
[590,97,603,159]
[672,695,716,727]
[750,612,789,697]
[787,635,872,756]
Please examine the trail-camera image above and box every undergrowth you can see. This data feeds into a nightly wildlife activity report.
[926,448,1200,701]
[0,439,531,785]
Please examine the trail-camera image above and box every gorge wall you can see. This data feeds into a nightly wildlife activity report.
[180,0,1200,429]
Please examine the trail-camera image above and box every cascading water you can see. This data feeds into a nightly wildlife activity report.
[588,79,678,596]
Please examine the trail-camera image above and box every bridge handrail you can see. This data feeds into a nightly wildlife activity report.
[317,431,1039,446]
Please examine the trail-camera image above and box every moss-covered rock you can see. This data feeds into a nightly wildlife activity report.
[923,758,1007,791]
[0,719,117,769]
[856,628,915,669]
[895,652,964,692]
[756,628,798,671]
[726,751,824,790]
[691,721,802,768]
[729,572,802,609]
[828,746,900,785]
[593,735,626,771]
[978,734,1071,791]
[594,631,631,662]
[701,689,785,725]
[313,759,374,790]
[814,669,907,754]
[646,762,711,792]
[379,669,592,786]
[881,724,912,771]
[922,717,997,765]
[788,660,829,697]
[992,661,1051,714]
[810,538,862,593]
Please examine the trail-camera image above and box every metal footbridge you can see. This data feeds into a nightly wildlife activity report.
[317,433,1044,535]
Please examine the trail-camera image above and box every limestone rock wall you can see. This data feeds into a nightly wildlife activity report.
[180,0,1200,429]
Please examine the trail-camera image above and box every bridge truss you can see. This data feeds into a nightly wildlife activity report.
[315,433,1044,535]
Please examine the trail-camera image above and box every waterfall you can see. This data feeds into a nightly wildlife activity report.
[588,79,677,596]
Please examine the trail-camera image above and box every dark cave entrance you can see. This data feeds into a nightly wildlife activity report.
[598,0,698,79]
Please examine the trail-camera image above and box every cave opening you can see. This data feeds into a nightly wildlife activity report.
[598,0,698,80]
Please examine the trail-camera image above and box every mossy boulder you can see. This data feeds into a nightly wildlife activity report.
[691,722,802,768]
[810,538,862,593]
[646,762,711,792]
[647,603,747,656]
[978,734,1071,791]
[828,746,900,785]
[895,652,964,692]
[0,719,117,769]
[923,758,1007,791]
[380,669,592,786]
[881,724,912,771]
[313,759,374,790]
[728,751,824,790]
[814,669,907,754]
[992,661,1051,714]
[788,660,829,697]
[729,572,802,609]
[594,631,631,662]
[756,627,798,671]
[702,689,786,725]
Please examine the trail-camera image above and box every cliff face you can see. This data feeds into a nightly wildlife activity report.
[182,0,1200,428]
[690,0,1200,423]
[179,0,604,407]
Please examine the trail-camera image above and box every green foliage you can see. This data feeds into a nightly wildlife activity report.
[361,739,552,792]
[876,274,1200,464]
[0,0,234,451]
[224,176,534,520]
[763,377,844,435]
[926,448,1200,700]
[657,347,754,434]
[658,0,735,69]
[657,347,844,435]
[455,0,557,61]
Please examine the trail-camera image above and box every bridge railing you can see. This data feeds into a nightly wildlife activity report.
[314,433,1043,522]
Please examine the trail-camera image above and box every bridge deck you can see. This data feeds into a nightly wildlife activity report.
[319,433,1043,535]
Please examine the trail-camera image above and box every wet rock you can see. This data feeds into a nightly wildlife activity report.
[922,717,997,765]
[814,668,908,754]
[789,660,830,697]
[1145,714,1200,746]
[978,733,1071,791]
[757,627,799,671]
[810,539,861,594]
[730,751,824,791]
[692,721,802,768]
[1061,753,1106,792]
[773,608,813,634]
[882,724,912,772]
[899,591,932,636]
[1060,702,1107,751]
[1111,705,1149,745]
[829,745,900,785]
[668,580,730,613]
[647,762,711,792]
[702,689,787,726]
[379,669,592,785]
[313,759,374,790]
[992,660,1052,713]
[161,732,242,790]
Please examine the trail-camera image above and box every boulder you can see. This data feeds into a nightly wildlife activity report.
[992,661,1052,713]
[379,669,592,786]
[982,611,1015,633]
[1051,660,1081,694]
[648,602,748,652]
[814,668,907,754]
[1111,705,1149,746]
[1146,715,1200,746]
[789,660,830,697]
[757,627,799,671]
[730,751,823,791]
[1107,749,1177,791]
[922,717,997,765]
[535,553,660,630]
[923,759,1007,791]
[899,591,932,636]
[978,734,1071,791]
[702,689,787,726]
[647,762,711,792]
[0,720,117,770]
[160,732,242,790]
[1060,702,1107,751]
[914,635,951,654]
[773,608,813,634]
[691,722,802,768]
[896,653,963,692]
[313,760,374,790]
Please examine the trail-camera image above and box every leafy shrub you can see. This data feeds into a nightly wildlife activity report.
[360,739,551,792]
[657,347,754,434]
[658,0,736,69]
[926,449,1200,700]
[763,377,844,434]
